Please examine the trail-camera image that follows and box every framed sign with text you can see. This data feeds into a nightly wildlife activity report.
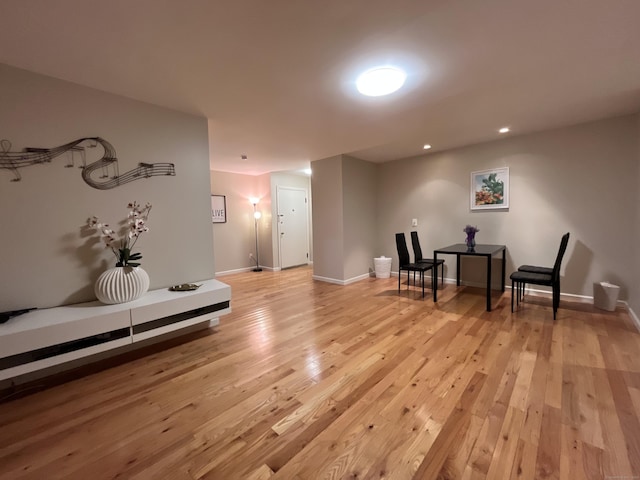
[211,195,227,223]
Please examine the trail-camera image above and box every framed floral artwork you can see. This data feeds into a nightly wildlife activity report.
[470,167,509,210]
[211,195,227,223]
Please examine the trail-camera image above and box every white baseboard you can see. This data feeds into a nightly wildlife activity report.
[312,273,370,286]
[510,284,626,306]
[399,274,634,315]
[620,301,640,332]
[215,267,254,276]
[393,272,457,286]
[216,265,283,275]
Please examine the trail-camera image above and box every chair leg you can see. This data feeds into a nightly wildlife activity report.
[421,271,425,298]
[440,264,444,287]
[519,281,522,301]
[553,287,557,320]
[430,268,434,291]
[398,268,401,292]
[511,282,514,312]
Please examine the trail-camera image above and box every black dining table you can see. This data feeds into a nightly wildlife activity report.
[432,243,506,311]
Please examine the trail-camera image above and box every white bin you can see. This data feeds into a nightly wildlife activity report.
[593,281,620,312]
[374,256,392,278]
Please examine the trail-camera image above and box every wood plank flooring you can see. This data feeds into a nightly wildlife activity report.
[1,267,639,479]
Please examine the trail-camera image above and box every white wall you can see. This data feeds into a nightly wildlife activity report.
[377,114,639,300]
[0,64,213,311]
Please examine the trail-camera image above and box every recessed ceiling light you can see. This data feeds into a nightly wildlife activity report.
[356,66,406,97]
[498,127,510,134]
[423,144,432,150]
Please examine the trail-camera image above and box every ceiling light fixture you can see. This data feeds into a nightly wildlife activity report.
[423,144,432,150]
[498,127,510,134]
[356,66,406,97]
[241,154,248,160]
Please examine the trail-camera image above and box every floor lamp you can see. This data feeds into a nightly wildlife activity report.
[250,198,262,272]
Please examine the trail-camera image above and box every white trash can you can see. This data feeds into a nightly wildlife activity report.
[593,281,620,312]
[374,256,392,278]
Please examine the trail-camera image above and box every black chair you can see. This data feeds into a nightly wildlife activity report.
[410,231,445,288]
[510,232,570,320]
[514,233,569,304]
[396,233,434,298]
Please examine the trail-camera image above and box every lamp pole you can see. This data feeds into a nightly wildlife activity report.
[252,201,262,272]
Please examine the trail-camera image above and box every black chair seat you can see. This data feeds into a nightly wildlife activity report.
[510,271,552,285]
[518,265,553,275]
[419,258,445,267]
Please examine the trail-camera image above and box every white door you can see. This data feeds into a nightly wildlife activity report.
[277,186,309,269]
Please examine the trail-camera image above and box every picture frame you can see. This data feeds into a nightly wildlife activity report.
[470,167,509,210]
[211,195,227,223]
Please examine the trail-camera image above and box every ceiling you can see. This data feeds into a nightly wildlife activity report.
[1,0,639,175]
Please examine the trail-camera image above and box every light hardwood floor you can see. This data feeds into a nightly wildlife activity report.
[1,267,639,479]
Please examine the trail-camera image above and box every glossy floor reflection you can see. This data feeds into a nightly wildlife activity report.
[0,266,639,479]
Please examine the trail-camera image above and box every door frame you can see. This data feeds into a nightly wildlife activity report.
[276,185,310,269]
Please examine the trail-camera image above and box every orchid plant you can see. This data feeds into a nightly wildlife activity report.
[88,201,152,267]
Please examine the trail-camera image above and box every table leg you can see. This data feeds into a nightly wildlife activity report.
[433,252,438,302]
[486,254,492,312]
[456,254,461,287]
[501,248,506,292]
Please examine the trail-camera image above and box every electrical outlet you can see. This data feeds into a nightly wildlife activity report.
[412,218,418,227]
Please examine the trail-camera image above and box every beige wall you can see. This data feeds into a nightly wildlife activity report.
[311,155,344,280]
[0,64,213,311]
[257,173,275,269]
[210,170,263,273]
[632,115,640,315]
[311,155,377,282]
[377,114,638,300]
[342,155,377,280]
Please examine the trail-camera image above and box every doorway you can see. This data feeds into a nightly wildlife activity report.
[277,186,309,269]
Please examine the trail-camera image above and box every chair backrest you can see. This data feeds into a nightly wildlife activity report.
[395,233,411,267]
[410,231,424,263]
[552,232,570,281]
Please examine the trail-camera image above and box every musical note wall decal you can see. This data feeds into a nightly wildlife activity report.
[0,137,175,190]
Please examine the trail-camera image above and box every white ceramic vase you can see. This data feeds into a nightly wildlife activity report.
[94,266,150,304]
